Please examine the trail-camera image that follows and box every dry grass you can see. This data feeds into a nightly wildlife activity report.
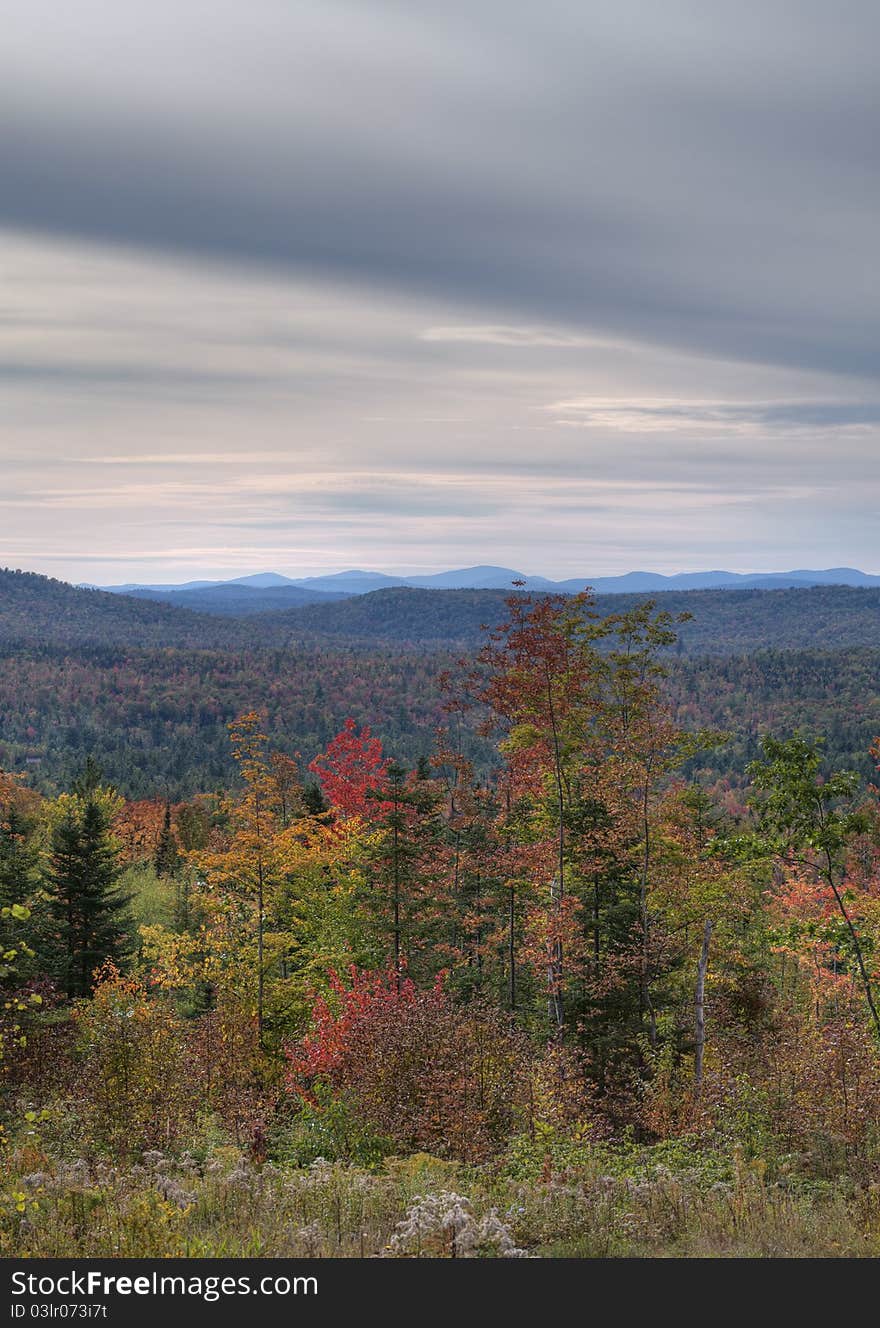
[5,1145,880,1258]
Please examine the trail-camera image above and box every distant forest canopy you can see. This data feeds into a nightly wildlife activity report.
[1,567,880,797]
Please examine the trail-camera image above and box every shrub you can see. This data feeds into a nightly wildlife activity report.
[287,967,530,1162]
[66,963,201,1158]
[187,991,280,1152]
[270,1084,392,1168]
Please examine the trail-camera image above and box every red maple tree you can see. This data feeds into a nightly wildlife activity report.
[308,718,391,818]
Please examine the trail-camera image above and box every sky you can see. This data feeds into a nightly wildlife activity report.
[1,0,879,584]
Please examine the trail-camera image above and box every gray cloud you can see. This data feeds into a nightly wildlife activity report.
[1,5,879,582]
[2,1,880,378]
[548,398,880,433]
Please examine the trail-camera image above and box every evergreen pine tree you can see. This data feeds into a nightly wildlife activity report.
[302,779,328,816]
[73,755,104,799]
[154,803,181,878]
[0,806,39,986]
[44,798,131,998]
[365,761,445,980]
[0,806,39,909]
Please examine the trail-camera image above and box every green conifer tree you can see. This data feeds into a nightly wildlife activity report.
[0,806,39,909]
[154,803,181,878]
[44,798,131,998]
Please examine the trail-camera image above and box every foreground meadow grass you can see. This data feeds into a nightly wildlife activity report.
[6,1143,880,1258]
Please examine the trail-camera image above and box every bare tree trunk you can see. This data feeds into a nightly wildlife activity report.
[639,774,657,1047]
[824,849,880,1040]
[544,669,565,1034]
[508,885,516,1010]
[475,870,483,993]
[392,814,401,989]
[593,874,600,971]
[694,918,713,1095]
[257,855,265,1048]
[548,875,564,1032]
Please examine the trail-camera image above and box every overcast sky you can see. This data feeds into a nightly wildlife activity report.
[2,0,878,583]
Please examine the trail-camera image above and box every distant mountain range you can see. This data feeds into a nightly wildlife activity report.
[90,564,880,615]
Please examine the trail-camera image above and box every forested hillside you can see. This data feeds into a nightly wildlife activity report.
[7,568,880,655]
[3,571,880,795]
[673,648,880,785]
[2,640,880,798]
[126,583,350,615]
[0,643,476,796]
[0,568,232,649]
[275,583,880,654]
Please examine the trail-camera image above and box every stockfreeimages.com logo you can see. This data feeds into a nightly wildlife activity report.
[11,1270,317,1304]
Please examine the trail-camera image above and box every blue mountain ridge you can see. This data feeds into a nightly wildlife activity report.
[94,565,880,599]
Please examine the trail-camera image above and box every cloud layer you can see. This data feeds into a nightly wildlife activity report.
[1,3,878,580]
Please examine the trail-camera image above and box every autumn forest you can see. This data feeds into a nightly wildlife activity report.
[4,577,880,1258]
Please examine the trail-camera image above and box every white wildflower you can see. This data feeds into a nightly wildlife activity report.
[388,1191,527,1258]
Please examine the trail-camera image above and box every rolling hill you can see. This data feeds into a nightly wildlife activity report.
[0,567,231,649]
[265,584,880,656]
[7,568,880,656]
[125,583,350,616]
